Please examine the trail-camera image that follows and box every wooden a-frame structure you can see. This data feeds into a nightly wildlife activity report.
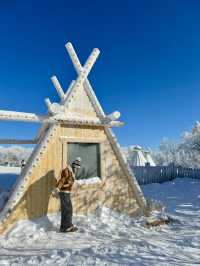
[0,42,146,234]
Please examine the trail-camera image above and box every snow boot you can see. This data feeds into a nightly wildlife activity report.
[60,225,78,233]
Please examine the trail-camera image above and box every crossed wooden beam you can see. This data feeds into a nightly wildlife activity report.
[0,43,123,144]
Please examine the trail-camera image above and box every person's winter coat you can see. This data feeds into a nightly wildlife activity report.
[56,166,75,192]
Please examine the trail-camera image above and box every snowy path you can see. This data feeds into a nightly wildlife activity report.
[0,178,199,265]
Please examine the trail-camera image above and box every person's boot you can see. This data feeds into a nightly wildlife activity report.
[66,225,78,232]
[60,225,78,233]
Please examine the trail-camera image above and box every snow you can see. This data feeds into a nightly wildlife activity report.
[0,166,21,175]
[76,177,101,185]
[0,177,199,265]
[144,151,156,166]
[151,122,200,167]
[127,145,147,166]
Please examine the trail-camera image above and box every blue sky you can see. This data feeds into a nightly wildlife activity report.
[0,0,200,148]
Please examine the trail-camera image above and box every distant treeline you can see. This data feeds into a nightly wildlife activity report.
[0,146,33,166]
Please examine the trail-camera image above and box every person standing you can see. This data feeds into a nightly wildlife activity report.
[21,159,26,168]
[52,157,82,233]
[71,157,82,178]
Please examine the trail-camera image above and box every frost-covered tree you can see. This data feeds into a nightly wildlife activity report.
[152,121,200,168]
[152,138,178,166]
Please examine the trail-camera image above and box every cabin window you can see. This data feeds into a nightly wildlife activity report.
[67,142,101,179]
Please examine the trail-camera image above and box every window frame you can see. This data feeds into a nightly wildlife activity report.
[67,142,101,179]
[60,137,105,181]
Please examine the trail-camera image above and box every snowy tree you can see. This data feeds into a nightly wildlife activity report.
[152,121,200,168]
[152,138,178,166]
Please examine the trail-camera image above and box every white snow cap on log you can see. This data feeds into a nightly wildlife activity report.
[106,111,121,121]
[45,98,53,113]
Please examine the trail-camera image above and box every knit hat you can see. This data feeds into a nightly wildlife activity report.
[72,157,82,168]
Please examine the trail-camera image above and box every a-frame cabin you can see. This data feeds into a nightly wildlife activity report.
[0,42,146,234]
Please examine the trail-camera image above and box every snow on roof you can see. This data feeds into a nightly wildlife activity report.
[130,147,147,166]
[143,150,156,166]
[128,146,156,166]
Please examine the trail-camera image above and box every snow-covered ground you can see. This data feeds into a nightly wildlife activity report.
[0,166,21,175]
[0,177,199,265]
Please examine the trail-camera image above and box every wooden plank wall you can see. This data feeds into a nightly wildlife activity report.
[0,123,142,234]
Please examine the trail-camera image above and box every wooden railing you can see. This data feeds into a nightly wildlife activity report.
[132,164,200,185]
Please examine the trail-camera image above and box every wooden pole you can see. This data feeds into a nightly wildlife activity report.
[0,109,123,127]
[72,47,100,90]
[104,111,121,122]
[0,110,48,123]
[50,76,65,101]
[63,80,75,104]
[44,98,53,113]
[54,45,99,108]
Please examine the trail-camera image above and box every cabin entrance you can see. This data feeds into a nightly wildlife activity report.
[67,142,101,180]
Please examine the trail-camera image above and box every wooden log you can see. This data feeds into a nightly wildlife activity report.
[0,110,48,123]
[63,80,75,104]
[0,109,123,127]
[65,43,83,71]
[73,48,100,90]
[109,121,124,127]
[44,98,53,114]
[50,76,65,101]
[105,111,121,121]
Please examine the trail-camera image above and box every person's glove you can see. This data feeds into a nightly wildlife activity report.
[52,188,59,198]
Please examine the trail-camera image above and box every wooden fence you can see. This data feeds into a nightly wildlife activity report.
[132,164,200,185]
